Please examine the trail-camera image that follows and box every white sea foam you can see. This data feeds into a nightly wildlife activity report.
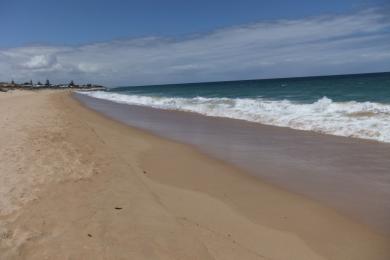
[79,91,390,143]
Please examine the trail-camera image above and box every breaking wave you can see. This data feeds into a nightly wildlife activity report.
[79,91,390,143]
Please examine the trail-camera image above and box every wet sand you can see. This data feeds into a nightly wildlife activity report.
[76,93,390,235]
[0,90,389,259]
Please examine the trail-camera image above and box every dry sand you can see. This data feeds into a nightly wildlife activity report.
[0,90,389,259]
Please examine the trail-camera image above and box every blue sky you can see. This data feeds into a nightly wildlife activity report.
[0,0,389,85]
[0,0,383,47]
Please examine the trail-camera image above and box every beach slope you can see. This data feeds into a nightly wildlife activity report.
[0,90,389,259]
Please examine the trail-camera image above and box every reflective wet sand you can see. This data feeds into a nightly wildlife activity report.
[76,93,390,235]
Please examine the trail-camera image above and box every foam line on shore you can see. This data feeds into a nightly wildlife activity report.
[79,91,390,143]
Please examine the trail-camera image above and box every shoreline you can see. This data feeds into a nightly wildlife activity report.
[81,87,390,144]
[0,90,389,259]
[75,92,390,236]
[79,91,388,145]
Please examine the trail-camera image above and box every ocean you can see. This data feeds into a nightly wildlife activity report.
[82,72,390,142]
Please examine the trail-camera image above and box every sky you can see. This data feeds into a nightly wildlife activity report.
[0,0,389,86]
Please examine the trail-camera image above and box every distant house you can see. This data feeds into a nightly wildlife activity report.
[23,82,33,87]
[35,81,43,87]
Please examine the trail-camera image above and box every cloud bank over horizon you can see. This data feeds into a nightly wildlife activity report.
[1,8,389,86]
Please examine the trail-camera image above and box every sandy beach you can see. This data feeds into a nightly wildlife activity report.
[0,90,389,259]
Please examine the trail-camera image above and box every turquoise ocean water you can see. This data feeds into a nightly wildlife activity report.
[112,72,390,103]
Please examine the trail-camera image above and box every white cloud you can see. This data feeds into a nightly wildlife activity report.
[0,9,389,86]
[22,54,58,69]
